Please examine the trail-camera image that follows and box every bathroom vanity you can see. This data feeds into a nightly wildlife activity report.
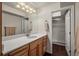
[2,33,48,56]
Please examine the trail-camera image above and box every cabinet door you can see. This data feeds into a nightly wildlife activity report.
[37,38,43,56]
[29,41,38,56]
[43,36,48,55]
[30,48,37,56]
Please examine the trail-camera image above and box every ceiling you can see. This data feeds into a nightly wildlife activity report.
[3,2,75,9]
[60,2,75,7]
[3,2,74,14]
[3,2,53,9]
[3,2,57,15]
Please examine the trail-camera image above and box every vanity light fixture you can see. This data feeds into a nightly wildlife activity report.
[16,2,36,14]
[16,5,20,8]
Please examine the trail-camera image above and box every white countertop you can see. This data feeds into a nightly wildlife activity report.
[2,32,47,54]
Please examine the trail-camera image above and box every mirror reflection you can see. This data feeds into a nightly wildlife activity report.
[2,11,31,36]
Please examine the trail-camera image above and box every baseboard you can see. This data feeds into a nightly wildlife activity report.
[44,52,52,56]
[46,51,52,54]
[52,42,65,46]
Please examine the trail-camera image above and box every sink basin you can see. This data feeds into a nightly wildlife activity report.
[27,36,37,38]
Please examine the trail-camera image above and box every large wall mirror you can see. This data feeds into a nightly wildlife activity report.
[2,11,30,36]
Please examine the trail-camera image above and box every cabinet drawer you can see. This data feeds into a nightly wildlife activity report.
[30,40,38,50]
[9,44,29,56]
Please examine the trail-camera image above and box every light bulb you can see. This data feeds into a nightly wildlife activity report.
[26,10,29,12]
[29,8,33,11]
[25,5,29,8]
[22,7,25,10]
[16,5,20,8]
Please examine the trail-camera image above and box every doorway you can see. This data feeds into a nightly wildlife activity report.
[52,6,75,56]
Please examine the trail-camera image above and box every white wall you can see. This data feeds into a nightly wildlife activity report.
[30,2,60,54]
[30,15,46,33]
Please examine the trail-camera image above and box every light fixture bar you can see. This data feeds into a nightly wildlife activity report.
[16,2,36,14]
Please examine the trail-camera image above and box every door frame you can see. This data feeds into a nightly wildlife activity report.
[51,5,75,56]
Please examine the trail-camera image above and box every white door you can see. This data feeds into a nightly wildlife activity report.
[65,10,71,56]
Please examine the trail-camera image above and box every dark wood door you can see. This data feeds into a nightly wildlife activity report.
[0,2,2,56]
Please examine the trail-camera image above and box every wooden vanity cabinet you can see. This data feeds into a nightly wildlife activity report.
[9,44,29,56]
